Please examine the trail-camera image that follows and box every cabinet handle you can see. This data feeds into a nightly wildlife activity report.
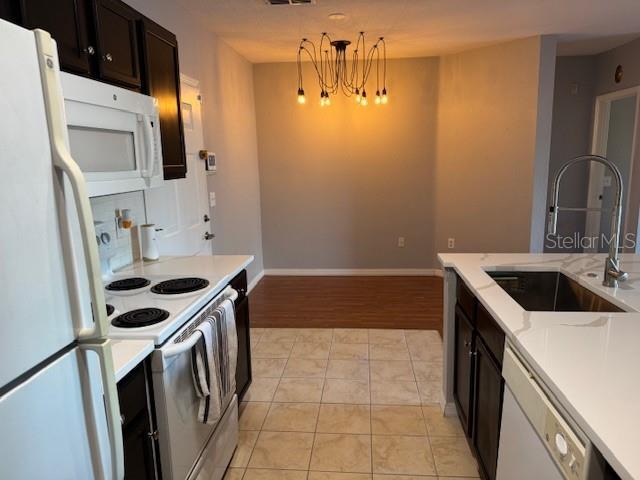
[84,45,95,55]
[464,340,471,347]
[147,430,159,441]
[104,53,113,62]
[203,214,210,223]
[204,232,215,240]
[468,350,476,357]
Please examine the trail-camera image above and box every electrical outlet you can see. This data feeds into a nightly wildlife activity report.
[398,236,405,248]
[209,192,216,207]
[448,238,455,249]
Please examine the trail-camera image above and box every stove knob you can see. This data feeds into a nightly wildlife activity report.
[555,432,568,457]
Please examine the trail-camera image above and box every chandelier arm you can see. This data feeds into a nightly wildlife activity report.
[361,45,378,88]
[376,46,380,93]
[300,44,333,94]
[381,37,387,88]
[297,48,303,90]
[300,45,324,81]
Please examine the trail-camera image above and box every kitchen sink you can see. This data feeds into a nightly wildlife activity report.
[486,271,625,312]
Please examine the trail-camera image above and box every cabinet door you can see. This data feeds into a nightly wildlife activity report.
[93,0,141,88]
[18,0,93,75]
[139,17,186,179]
[472,339,504,480]
[235,296,252,399]
[122,412,156,480]
[453,305,475,436]
[0,0,20,23]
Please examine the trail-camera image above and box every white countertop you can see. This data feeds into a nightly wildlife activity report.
[438,253,640,480]
[119,254,254,282]
[110,339,154,382]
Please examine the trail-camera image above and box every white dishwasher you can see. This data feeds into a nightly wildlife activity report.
[496,345,606,480]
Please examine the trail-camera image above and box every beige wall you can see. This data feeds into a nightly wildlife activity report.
[254,58,439,269]
[434,36,554,258]
[127,0,264,283]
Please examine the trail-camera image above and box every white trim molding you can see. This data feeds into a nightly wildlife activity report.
[263,268,443,277]
[247,269,265,293]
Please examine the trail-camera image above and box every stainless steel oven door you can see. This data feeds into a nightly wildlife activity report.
[151,342,235,480]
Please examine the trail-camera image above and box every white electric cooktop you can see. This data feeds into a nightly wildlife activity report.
[106,273,226,346]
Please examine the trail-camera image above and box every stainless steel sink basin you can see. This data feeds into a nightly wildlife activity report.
[487,271,625,312]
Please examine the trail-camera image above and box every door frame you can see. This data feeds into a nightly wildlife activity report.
[585,86,640,252]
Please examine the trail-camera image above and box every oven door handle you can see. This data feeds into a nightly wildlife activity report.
[161,287,238,359]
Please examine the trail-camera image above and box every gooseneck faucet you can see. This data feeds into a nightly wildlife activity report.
[548,154,628,288]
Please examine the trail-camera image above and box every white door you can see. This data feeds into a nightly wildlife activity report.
[145,75,211,256]
[585,87,640,253]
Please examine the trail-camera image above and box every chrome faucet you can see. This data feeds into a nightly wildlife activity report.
[548,154,628,288]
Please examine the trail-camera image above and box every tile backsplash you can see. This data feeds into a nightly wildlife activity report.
[90,191,147,272]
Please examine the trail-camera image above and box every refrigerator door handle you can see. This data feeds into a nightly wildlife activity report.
[81,341,125,480]
[34,29,108,339]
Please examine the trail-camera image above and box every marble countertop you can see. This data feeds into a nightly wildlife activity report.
[110,339,154,382]
[438,253,640,480]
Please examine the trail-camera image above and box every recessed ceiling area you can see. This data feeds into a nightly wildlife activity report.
[185,0,640,62]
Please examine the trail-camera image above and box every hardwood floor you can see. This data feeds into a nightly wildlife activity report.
[249,275,444,333]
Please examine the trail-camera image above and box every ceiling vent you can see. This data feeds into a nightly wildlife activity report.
[264,0,316,5]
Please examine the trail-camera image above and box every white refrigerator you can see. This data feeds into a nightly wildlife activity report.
[0,19,124,480]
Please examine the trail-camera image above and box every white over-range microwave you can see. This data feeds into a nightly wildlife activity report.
[60,72,164,197]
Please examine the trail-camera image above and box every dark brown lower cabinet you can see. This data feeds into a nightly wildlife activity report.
[229,269,252,399]
[453,305,475,436]
[453,275,505,480]
[235,296,252,398]
[118,359,160,480]
[472,339,504,480]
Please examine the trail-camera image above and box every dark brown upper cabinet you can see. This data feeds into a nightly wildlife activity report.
[4,0,187,180]
[0,0,20,24]
[139,17,186,179]
[92,0,141,89]
[17,0,93,75]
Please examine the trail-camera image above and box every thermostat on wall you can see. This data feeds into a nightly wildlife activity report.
[199,150,217,173]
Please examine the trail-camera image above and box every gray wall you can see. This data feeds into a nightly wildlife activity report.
[254,37,556,269]
[545,36,640,253]
[126,0,264,283]
[434,36,554,258]
[545,56,596,252]
[595,37,640,95]
[254,58,439,270]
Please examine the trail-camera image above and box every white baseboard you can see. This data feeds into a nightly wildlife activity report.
[247,269,264,293]
[263,268,443,277]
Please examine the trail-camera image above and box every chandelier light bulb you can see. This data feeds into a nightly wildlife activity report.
[355,88,361,104]
[297,88,306,105]
[325,95,331,106]
[381,87,388,104]
[375,90,381,105]
[361,90,368,106]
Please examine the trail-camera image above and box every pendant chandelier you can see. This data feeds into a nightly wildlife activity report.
[296,32,388,107]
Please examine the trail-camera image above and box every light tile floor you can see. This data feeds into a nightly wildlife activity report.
[225,328,479,480]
